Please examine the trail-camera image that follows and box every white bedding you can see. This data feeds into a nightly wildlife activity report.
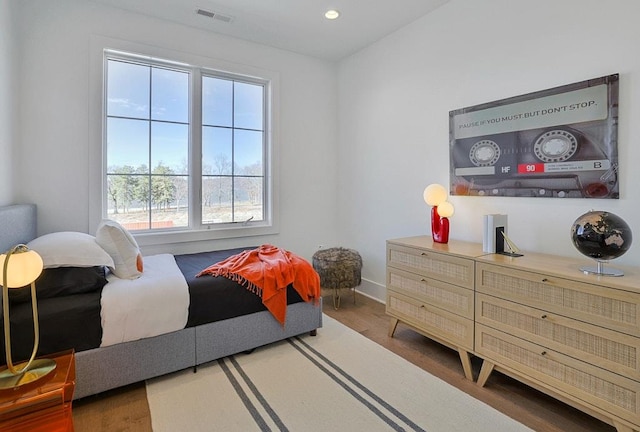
[100,253,189,347]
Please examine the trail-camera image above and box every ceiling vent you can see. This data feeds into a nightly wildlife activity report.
[195,8,234,23]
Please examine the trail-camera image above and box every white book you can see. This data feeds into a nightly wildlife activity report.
[483,214,508,253]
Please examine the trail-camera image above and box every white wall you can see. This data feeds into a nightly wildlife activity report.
[338,0,640,300]
[11,0,339,260]
[11,0,640,300]
[0,0,14,205]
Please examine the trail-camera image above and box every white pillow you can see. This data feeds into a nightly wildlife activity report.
[95,220,143,279]
[27,232,115,269]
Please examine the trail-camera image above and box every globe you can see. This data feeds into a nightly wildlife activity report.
[570,210,632,276]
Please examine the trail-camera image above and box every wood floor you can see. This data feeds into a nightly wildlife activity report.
[73,291,618,431]
[325,291,619,432]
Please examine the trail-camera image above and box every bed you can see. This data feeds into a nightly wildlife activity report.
[0,204,323,400]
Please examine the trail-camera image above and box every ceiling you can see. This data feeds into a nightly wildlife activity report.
[90,0,451,61]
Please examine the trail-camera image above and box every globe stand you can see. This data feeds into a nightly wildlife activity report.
[580,260,624,277]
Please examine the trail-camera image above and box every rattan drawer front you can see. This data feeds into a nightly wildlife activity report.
[387,244,474,289]
[387,290,474,350]
[477,293,640,379]
[476,262,640,337]
[476,324,640,426]
[387,268,474,319]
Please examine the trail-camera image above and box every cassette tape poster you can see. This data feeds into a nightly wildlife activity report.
[450,74,619,198]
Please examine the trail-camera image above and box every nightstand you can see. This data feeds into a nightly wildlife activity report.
[0,350,75,432]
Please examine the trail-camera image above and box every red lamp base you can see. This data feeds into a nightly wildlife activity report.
[431,206,450,244]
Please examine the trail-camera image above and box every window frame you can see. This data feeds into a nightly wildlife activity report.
[89,37,280,247]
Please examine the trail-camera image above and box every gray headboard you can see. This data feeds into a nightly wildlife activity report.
[0,204,37,253]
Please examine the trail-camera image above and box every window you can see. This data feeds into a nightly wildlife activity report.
[201,75,265,225]
[103,51,270,235]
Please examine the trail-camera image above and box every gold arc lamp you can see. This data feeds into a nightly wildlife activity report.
[423,184,455,244]
[0,244,56,390]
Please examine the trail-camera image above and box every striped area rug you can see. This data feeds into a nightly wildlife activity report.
[146,315,532,431]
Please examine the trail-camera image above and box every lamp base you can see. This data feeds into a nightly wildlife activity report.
[0,358,57,390]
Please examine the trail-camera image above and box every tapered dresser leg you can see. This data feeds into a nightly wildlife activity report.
[477,360,495,387]
[388,318,399,337]
[458,349,474,381]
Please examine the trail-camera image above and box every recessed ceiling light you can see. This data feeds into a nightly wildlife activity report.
[324,9,340,20]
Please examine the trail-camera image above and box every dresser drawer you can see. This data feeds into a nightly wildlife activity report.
[387,290,474,350]
[387,244,475,289]
[476,262,640,337]
[387,267,474,319]
[477,293,640,379]
[476,324,640,426]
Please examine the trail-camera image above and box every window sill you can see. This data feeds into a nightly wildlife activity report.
[134,223,279,247]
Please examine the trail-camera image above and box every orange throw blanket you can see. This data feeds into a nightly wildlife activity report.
[196,245,320,325]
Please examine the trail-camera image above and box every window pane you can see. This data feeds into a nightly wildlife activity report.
[202,176,232,223]
[234,82,263,130]
[202,126,232,175]
[107,173,140,215]
[152,68,189,122]
[107,173,150,229]
[202,76,232,127]
[107,60,149,119]
[234,129,263,175]
[107,118,149,171]
[149,175,189,228]
[107,171,188,231]
[236,176,263,222]
[171,176,189,227]
[151,122,188,175]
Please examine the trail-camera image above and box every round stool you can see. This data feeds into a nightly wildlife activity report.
[312,247,362,310]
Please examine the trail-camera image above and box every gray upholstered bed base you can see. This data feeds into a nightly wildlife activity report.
[75,301,322,399]
[0,204,323,400]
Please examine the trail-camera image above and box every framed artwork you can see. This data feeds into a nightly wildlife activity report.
[449,74,619,198]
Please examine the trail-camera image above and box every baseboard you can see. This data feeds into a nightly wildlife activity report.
[355,278,386,303]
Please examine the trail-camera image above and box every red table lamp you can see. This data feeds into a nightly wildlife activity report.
[423,184,455,244]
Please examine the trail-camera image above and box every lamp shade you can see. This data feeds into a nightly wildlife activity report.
[0,247,43,288]
[437,201,455,218]
[423,184,448,206]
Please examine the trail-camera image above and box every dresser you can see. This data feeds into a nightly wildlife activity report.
[475,252,640,432]
[386,236,640,432]
[386,237,486,380]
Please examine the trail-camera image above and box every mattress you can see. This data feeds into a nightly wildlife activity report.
[1,247,306,363]
[1,290,103,362]
[176,247,304,328]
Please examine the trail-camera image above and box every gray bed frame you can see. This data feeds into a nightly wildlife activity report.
[0,204,323,399]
